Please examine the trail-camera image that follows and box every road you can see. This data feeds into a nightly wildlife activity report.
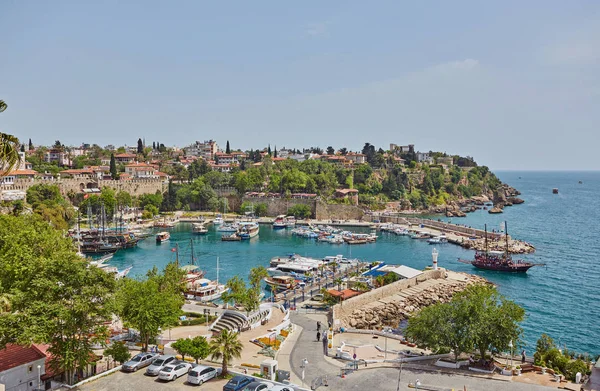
[288,313,557,391]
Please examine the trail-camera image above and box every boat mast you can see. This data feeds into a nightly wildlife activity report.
[484,223,488,257]
[504,221,509,258]
[190,239,195,266]
[216,256,220,285]
[175,243,179,267]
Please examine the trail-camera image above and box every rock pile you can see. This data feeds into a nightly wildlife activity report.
[344,274,488,330]
[462,238,536,254]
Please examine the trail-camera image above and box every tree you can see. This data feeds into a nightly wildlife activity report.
[339,147,348,155]
[104,342,131,364]
[28,138,33,150]
[267,144,272,155]
[0,132,21,175]
[109,153,118,179]
[326,146,335,155]
[273,146,278,158]
[226,140,231,154]
[137,138,144,154]
[0,214,116,385]
[114,263,184,352]
[333,277,343,291]
[188,336,210,364]
[209,329,243,376]
[287,204,312,219]
[26,184,75,229]
[249,266,268,291]
[405,284,524,361]
[172,338,193,361]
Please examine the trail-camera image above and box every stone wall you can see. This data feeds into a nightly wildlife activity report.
[0,178,166,197]
[315,201,364,221]
[333,269,444,324]
[242,197,316,217]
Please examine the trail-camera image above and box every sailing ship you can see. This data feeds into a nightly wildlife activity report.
[458,222,544,272]
[185,257,228,302]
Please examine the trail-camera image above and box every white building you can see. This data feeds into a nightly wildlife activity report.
[124,163,160,178]
[416,152,434,164]
[184,140,219,160]
[0,344,46,391]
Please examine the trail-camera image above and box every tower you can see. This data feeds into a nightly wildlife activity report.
[432,248,439,270]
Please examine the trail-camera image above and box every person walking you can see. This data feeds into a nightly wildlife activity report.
[317,321,321,332]
[322,334,328,356]
[316,331,321,342]
[521,350,526,363]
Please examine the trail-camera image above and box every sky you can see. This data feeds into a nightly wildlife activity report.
[1,1,599,170]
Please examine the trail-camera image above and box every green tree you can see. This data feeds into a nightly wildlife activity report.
[326,146,335,155]
[226,140,231,154]
[0,214,116,385]
[172,338,193,360]
[254,203,267,217]
[405,284,525,361]
[188,336,210,364]
[137,138,144,154]
[114,263,184,352]
[0,101,22,174]
[209,329,243,376]
[249,266,268,291]
[104,342,131,364]
[26,184,75,229]
[109,153,118,179]
[287,204,311,219]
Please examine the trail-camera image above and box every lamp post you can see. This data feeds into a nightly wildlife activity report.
[301,358,308,387]
[37,364,41,390]
[509,340,514,369]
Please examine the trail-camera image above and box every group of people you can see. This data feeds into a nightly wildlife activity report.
[316,321,330,355]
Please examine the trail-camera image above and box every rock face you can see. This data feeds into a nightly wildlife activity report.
[343,275,488,330]
[488,206,503,214]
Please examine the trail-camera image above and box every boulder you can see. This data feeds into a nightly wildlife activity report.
[489,206,503,214]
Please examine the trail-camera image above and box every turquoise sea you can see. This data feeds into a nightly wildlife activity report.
[107,171,600,356]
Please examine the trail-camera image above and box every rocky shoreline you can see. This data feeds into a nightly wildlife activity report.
[344,272,488,330]
[427,184,525,217]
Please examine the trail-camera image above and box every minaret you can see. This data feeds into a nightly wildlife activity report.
[432,248,439,270]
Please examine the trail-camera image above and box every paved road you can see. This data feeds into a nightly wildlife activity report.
[75,368,228,391]
[288,313,556,391]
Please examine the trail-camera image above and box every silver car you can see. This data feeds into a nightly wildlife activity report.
[187,365,221,385]
[158,361,192,381]
[122,352,159,372]
[145,354,177,376]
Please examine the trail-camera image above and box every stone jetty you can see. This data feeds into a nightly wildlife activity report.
[334,270,488,331]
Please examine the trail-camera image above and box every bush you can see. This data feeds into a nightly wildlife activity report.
[566,359,590,381]
[287,204,312,219]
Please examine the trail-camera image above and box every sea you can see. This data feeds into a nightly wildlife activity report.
[106,171,600,356]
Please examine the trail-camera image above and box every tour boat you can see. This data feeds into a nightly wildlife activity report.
[187,278,229,302]
[264,275,297,291]
[238,222,259,240]
[458,222,544,273]
[192,223,208,235]
[273,215,287,230]
[156,231,170,243]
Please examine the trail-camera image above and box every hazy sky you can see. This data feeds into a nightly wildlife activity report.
[1,1,598,170]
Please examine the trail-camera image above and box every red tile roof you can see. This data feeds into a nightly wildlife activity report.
[61,169,93,175]
[115,153,137,158]
[0,344,46,372]
[8,169,38,176]
[326,289,362,300]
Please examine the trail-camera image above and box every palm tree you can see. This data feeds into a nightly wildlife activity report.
[209,329,243,376]
[0,100,22,175]
[334,277,343,291]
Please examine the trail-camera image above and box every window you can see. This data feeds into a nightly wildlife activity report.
[28,365,33,372]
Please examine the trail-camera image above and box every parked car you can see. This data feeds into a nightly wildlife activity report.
[122,352,158,372]
[158,361,192,381]
[187,365,221,385]
[223,375,252,391]
[145,354,177,376]
[270,386,294,391]
[242,381,273,391]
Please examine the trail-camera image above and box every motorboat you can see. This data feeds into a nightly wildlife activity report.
[217,224,238,232]
[273,215,287,230]
[428,234,448,244]
[285,216,296,228]
[156,232,170,243]
[238,222,259,240]
[213,214,224,225]
[186,278,229,302]
[192,223,208,235]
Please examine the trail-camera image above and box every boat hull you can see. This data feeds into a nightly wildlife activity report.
[461,261,534,273]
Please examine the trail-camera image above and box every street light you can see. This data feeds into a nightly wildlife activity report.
[37,364,41,390]
[301,358,309,387]
[508,340,514,369]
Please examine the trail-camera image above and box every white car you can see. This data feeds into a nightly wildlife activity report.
[157,361,192,381]
[270,386,294,391]
[187,365,221,385]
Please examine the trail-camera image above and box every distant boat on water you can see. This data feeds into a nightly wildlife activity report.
[552,188,559,194]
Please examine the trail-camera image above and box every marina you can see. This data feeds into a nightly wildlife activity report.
[97,171,600,356]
